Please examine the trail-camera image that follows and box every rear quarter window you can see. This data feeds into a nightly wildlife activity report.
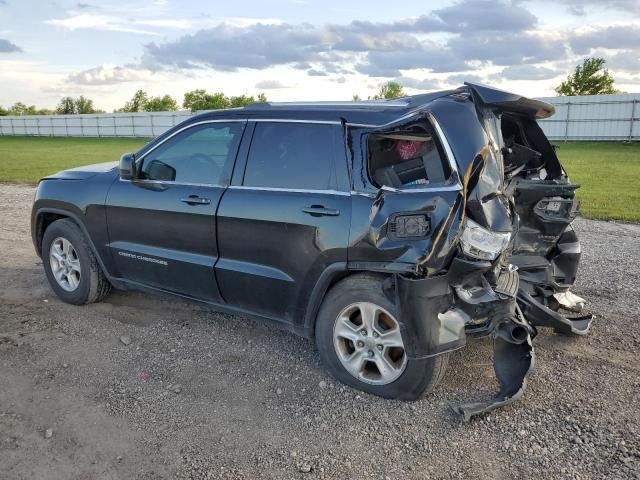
[367,121,452,189]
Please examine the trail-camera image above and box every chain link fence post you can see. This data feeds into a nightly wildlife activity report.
[629,99,638,143]
[564,102,571,142]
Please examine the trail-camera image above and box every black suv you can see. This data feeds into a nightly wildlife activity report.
[31,83,592,419]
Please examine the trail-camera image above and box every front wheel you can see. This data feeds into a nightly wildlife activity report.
[315,274,448,400]
[42,218,111,305]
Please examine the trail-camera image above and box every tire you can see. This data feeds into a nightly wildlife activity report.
[42,218,111,305]
[315,274,448,401]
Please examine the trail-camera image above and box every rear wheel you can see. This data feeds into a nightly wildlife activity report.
[315,274,448,400]
[42,219,111,305]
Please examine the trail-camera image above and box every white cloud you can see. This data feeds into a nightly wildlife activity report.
[491,64,560,81]
[548,0,640,15]
[255,79,290,89]
[44,12,285,36]
[44,14,160,35]
[394,76,442,90]
[67,65,154,85]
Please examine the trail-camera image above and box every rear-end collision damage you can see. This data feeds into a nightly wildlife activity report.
[352,83,591,420]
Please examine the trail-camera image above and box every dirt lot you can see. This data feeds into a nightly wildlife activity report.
[1,183,639,480]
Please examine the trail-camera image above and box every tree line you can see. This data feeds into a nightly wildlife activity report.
[354,58,622,101]
[0,57,623,115]
[0,89,269,116]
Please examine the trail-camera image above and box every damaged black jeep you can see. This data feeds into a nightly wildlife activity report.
[31,83,592,419]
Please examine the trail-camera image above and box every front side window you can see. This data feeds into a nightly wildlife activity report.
[243,122,341,190]
[140,122,243,185]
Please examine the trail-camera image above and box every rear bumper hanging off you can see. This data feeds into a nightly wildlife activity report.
[395,259,544,421]
[452,317,535,421]
[518,290,594,335]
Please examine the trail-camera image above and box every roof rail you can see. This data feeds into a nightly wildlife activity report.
[242,100,410,109]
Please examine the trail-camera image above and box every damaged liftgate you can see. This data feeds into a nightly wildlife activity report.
[373,84,594,420]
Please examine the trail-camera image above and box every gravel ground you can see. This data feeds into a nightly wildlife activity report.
[1,183,639,480]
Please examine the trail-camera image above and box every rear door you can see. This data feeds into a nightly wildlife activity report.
[215,120,351,323]
[106,120,245,301]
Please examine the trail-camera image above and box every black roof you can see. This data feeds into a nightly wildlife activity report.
[188,83,555,126]
[192,89,459,126]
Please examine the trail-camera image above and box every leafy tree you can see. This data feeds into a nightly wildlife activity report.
[75,96,97,114]
[352,94,361,101]
[0,102,72,115]
[7,102,39,115]
[183,89,268,112]
[55,96,99,114]
[555,57,621,96]
[183,89,228,111]
[203,92,229,110]
[117,91,178,112]
[229,94,268,108]
[119,90,150,112]
[229,95,251,108]
[56,97,76,114]
[228,94,258,108]
[370,81,405,100]
[182,89,205,111]
[144,94,178,112]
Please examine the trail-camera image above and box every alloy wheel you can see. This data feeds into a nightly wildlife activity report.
[49,237,82,292]
[333,302,407,385]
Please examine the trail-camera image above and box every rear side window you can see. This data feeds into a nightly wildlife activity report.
[367,122,452,189]
[243,122,341,190]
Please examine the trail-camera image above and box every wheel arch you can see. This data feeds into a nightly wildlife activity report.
[300,266,392,339]
[33,210,68,257]
[33,208,111,279]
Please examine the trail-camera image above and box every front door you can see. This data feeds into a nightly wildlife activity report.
[106,120,245,302]
[216,121,351,323]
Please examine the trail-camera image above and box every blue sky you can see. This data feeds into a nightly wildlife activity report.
[0,0,639,111]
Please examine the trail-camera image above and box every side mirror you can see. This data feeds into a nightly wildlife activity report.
[119,153,136,180]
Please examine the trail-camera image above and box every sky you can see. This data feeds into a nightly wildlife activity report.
[0,0,639,111]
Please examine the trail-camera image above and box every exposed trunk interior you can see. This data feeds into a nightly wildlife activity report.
[500,113,564,181]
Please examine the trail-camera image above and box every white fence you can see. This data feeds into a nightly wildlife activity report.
[536,93,639,141]
[0,93,639,141]
[0,111,192,138]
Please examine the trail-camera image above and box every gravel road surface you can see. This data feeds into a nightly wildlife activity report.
[1,183,639,479]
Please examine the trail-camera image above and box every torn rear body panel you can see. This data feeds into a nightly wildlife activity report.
[347,83,589,419]
[500,112,594,335]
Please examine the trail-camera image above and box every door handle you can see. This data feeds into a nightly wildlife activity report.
[181,196,211,205]
[302,205,340,217]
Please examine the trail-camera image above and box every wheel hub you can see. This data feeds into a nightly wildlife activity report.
[49,237,82,292]
[333,301,407,385]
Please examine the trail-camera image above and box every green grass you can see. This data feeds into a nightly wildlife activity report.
[0,136,149,184]
[0,136,638,221]
[556,141,640,222]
